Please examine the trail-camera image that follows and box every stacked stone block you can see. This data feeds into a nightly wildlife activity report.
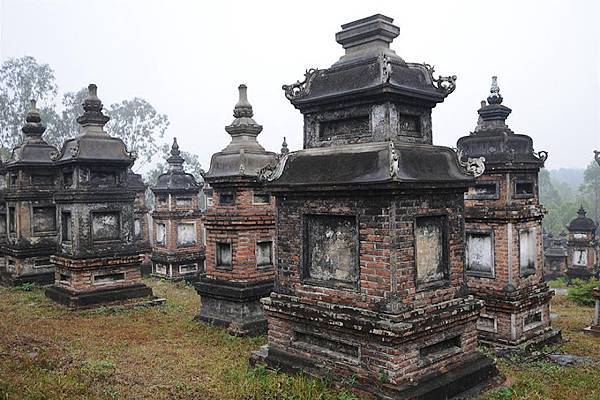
[151,138,204,281]
[195,84,277,336]
[1,101,58,285]
[45,84,156,308]
[457,77,560,348]
[252,14,498,399]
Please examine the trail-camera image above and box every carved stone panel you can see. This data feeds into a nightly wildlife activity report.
[176,223,196,246]
[91,211,120,241]
[256,241,273,267]
[466,182,499,200]
[397,114,421,137]
[319,116,370,141]
[415,216,448,288]
[303,214,359,289]
[519,228,536,276]
[216,242,232,269]
[134,218,142,239]
[466,231,494,277]
[156,223,166,244]
[573,249,587,266]
[32,206,56,233]
[89,171,117,187]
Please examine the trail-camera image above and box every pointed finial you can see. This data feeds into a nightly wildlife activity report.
[281,137,289,155]
[166,137,184,172]
[225,84,263,137]
[171,137,180,156]
[577,206,586,217]
[233,84,253,118]
[77,83,110,128]
[22,98,46,138]
[487,76,503,105]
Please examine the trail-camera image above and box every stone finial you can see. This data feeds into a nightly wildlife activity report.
[21,99,46,139]
[233,84,253,118]
[475,76,511,129]
[167,137,185,172]
[487,76,503,105]
[577,206,587,217]
[336,14,400,54]
[281,137,289,155]
[76,83,110,129]
[225,84,263,137]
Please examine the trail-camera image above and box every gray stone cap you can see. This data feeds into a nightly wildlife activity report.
[7,99,57,167]
[456,77,546,169]
[53,84,134,165]
[125,167,147,191]
[153,138,201,192]
[283,14,457,110]
[335,14,401,64]
[206,84,277,180]
[567,206,597,232]
[267,141,473,189]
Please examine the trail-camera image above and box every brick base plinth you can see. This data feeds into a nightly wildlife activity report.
[251,293,499,400]
[252,347,498,400]
[1,270,54,286]
[45,283,153,309]
[194,276,272,336]
[46,254,154,308]
[140,261,152,277]
[473,284,562,348]
[566,266,595,282]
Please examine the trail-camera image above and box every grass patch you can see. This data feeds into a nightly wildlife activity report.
[567,279,599,307]
[0,278,598,399]
[547,277,568,289]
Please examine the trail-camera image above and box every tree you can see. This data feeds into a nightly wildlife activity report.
[539,168,561,206]
[106,98,169,166]
[0,56,57,150]
[580,159,600,223]
[44,88,88,148]
[43,89,169,166]
[145,143,204,187]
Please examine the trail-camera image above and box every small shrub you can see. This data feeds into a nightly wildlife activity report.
[10,282,38,292]
[567,278,599,306]
[548,277,567,289]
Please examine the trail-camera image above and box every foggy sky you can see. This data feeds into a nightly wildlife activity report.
[1,0,598,172]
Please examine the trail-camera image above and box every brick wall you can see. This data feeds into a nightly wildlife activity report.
[203,185,275,283]
[274,189,467,311]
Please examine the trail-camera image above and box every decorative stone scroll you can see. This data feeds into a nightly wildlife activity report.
[423,63,457,95]
[456,149,486,177]
[282,68,320,100]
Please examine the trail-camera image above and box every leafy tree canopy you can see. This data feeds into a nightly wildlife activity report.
[0,57,169,169]
[0,56,57,149]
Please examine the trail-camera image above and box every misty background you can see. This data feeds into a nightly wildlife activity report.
[1,0,599,232]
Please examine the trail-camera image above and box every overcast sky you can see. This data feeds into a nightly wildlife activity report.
[1,0,599,172]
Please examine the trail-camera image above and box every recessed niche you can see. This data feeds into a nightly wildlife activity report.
[415,216,449,288]
[466,231,494,277]
[91,211,120,241]
[303,214,359,289]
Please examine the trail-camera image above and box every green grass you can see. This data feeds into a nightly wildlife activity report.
[0,279,598,399]
[548,277,568,289]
